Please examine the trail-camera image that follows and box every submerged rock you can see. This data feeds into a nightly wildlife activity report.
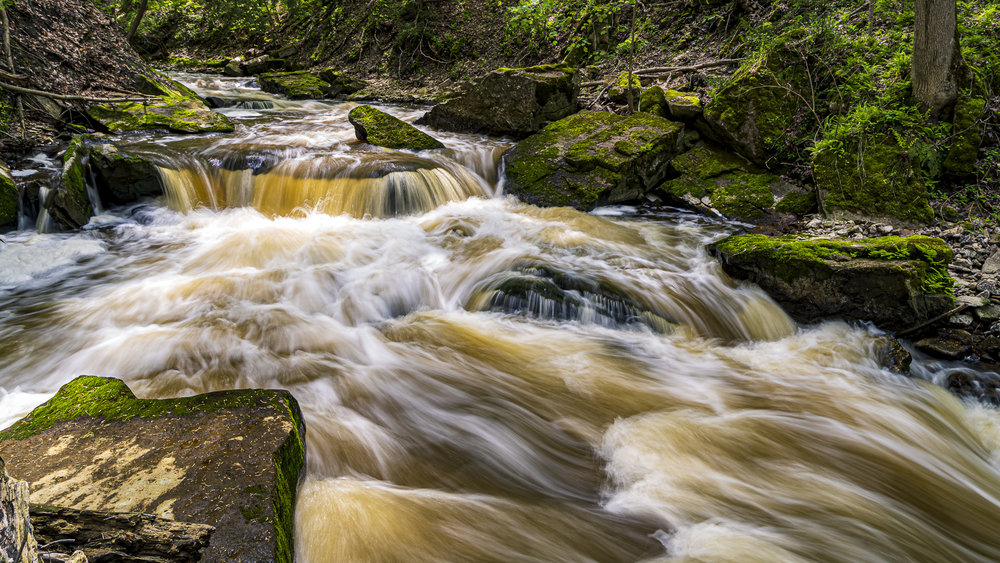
[0,376,306,563]
[660,143,814,220]
[348,105,444,151]
[503,110,684,210]
[416,63,580,137]
[709,234,955,331]
[259,70,329,99]
[87,73,235,134]
[0,456,42,563]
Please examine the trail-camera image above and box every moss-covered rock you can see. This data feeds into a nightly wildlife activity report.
[258,71,330,99]
[943,97,986,176]
[348,105,444,150]
[660,144,814,219]
[813,132,935,225]
[317,69,368,98]
[503,110,684,210]
[87,73,235,134]
[55,134,95,228]
[608,72,642,105]
[417,63,580,137]
[702,30,809,164]
[663,89,703,121]
[0,376,306,563]
[709,234,954,330]
[639,86,668,117]
[87,142,163,205]
[223,59,243,77]
[0,161,18,229]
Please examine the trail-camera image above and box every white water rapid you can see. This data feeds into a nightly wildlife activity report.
[1,73,999,562]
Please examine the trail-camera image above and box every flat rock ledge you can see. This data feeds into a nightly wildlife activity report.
[709,234,955,332]
[0,376,306,563]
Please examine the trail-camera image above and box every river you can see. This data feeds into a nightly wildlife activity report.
[1,74,999,562]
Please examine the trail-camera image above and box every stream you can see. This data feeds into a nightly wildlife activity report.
[2,73,1000,562]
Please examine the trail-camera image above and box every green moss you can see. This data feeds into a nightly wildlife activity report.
[259,71,331,99]
[671,145,748,179]
[348,105,444,150]
[608,72,642,104]
[271,398,305,563]
[709,173,777,218]
[775,190,817,214]
[943,97,986,176]
[710,234,954,294]
[639,86,667,117]
[0,162,18,226]
[813,132,935,225]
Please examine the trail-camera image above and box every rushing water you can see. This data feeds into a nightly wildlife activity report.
[2,73,1000,562]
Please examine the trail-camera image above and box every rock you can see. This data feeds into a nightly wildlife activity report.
[916,329,973,360]
[701,30,809,164]
[317,69,368,98]
[708,234,955,331]
[86,141,163,205]
[258,70,330,99]
[416,63,580,137]
[348,105,444,151]
[87,73,234,134]
[659,143,814,220]
[0,376,306,563]
[223,59,243,77]
[502,110,684,210]
[55,134,95,228]
[663,89,703,121]
[242,54,286,75]
[30,504,213,562]
[813,131,935,226]
[271,45,298,59]
[873,334,912,374]
[983,250,1000,274]
[975,304,1000,322]
[608,71,642,105]
[1,455,42,563]
[943,369,1000,406]
[949,313,974,328]
[0,161,17,229]
[943,97,986,176]
[639,86,667,117]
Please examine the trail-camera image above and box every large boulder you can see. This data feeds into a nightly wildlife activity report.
[87,141,163,204]
[709,234,955,330]
[56,135,96,228]
[660,143,815,220]
[503,110,684,210]
[812,131,935,225]
[87,73,235,134]
[259,70,330,99]
[416,63,581,137]
[702,30,808,165]
[0,376,306,563]
[348,105,444,150]
[1,456,42,563]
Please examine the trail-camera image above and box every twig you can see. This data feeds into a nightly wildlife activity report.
[896,303,969,337]
[0,80,155,103]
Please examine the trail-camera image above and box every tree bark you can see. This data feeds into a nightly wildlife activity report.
[125,0,148,42]
[912,0,964,119]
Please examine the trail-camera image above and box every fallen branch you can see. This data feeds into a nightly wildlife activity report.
[0,69,27,82]
[896,303,969,337]
[0,80,156,103]
[634,58,744,75]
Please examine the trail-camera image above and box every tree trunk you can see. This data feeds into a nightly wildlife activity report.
[125,0,147,42]
[912,0,964,119]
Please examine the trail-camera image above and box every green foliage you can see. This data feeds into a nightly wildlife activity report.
[502,0,631,64]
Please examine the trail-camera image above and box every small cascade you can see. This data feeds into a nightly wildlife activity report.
[157,151,495,218]
[79,154,104,216]
[35,186,55,233]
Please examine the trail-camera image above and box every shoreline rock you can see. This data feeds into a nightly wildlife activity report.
[0,376,306,563]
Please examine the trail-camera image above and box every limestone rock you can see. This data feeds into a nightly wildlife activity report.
[417,63,580,137]
[0,376,306,563]
[702,30,809,165]
[663,89,703,121]
[56,135,95,228]
[639,86,668,117]
[223,59,243,77]
[87,73,234,134]
[503,110,684,210]
[0,161,17,230]
[660,143,814,220]
[258,70,330,99]
[86,141,163,205]
[317,69,368,98]
[349,105,444,151]
[709,234,955,330]
[813,131,935,226]
[608,72,642,105]
[1,456,41,563]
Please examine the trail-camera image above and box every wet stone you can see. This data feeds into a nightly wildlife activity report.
[0,376,305,563]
